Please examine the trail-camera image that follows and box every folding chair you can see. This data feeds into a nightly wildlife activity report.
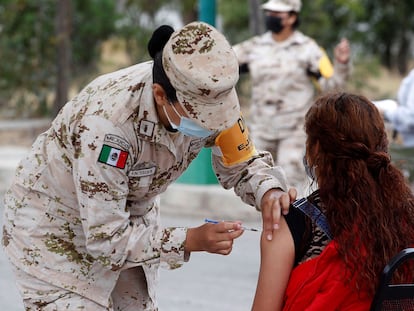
[370,248,414,311]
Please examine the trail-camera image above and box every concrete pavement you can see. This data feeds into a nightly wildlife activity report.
[0,204,261,311]
[0,145,262,310]
[158,214,261,311]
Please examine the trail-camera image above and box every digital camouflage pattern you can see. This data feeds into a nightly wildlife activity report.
[163,22,241,132]
[233,31,350,190]
[2,61,287,310]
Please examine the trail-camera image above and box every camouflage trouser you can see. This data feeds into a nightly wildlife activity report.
[12,265,156,310]
[389,144,414,183]
[252,132,310,196]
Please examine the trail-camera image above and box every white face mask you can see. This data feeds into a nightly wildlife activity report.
[163,103,213,138]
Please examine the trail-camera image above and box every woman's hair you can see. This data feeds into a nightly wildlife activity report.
[305,92,414,295]
[147,25,178,102]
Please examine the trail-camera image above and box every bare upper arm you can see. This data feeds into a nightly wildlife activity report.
[251,216,295,311]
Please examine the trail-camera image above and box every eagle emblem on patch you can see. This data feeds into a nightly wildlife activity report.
[98,144,129,169]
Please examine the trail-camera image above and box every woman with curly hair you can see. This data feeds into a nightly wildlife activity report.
[251,92,414,311]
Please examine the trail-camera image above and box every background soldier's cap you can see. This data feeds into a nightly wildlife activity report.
[261,0,302,12]
[162,21,240,132]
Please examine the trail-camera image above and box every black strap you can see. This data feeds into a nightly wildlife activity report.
[291,197,333,240]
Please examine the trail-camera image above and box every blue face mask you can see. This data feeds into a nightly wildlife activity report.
[163,103,213,138]
[303,155,317,181]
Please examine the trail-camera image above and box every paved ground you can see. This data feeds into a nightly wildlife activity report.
[0,144,262,311]
[0,207,261,311]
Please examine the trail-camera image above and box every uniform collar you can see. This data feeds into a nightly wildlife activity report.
[264,30,307,46]
[134,66,182,154]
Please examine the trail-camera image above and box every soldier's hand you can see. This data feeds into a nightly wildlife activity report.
[334,38,351,64]
[260,188,297,241]
[185,221,244,255]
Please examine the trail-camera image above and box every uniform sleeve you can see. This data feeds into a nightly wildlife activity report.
[320,60,351,91]
[209,117,288,209]
[307,41,351,92]
[232,37,255,66]
[212,150,288,210]
[72,115,187,271]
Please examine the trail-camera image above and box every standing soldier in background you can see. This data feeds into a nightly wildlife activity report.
[2,22,294,310]
[233,0,351,193]
[374,68,414,187]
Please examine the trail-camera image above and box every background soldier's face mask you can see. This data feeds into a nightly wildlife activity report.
[163,103,213,138]
[265,15,285,34]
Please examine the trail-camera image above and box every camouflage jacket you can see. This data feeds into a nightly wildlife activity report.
[2,61,287,307]
[233,31,351,140]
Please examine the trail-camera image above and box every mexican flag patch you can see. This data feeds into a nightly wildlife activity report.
[98,144,128,169]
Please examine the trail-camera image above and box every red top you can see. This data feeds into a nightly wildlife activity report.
[283,241,372,311]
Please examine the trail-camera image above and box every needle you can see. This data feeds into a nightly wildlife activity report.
[204,218,259,232]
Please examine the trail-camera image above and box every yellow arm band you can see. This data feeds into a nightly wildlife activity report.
[214,116,257,166]
[319,49,334,78]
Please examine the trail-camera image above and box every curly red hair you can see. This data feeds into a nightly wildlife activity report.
[305,92,414,295]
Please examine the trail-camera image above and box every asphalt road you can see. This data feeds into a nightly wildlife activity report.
[0,146,262,311]
[0,210,261,311]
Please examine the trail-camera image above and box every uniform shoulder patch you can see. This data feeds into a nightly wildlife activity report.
[104,134,130,150]
[98,144,129,169]
[139,120,155,138]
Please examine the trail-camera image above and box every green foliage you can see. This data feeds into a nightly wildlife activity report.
[218,0,251,44]
[357,0,414,74]
[0,0,120,117]
[113,0,165,63]
[0,0,56,116]
[300,0,366,55]
[2,0,414,118]
[72,0,119,71]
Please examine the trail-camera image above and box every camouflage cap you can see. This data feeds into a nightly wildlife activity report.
[262,0,302,12]
[162,21,240,132]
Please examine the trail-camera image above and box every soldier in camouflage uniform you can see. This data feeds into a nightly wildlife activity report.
[2,22,293,310]
[233,0,351,194]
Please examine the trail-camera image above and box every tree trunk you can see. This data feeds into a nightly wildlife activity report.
[397,33,410,75]
[249,0,263,35]
[54,0,72,117]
